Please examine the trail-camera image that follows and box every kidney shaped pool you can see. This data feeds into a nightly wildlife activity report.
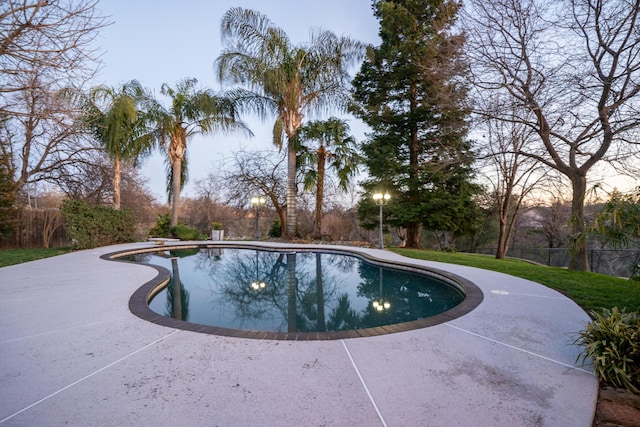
[117,246,483,340]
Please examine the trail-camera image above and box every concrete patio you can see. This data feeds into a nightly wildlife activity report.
[0,241,598,426]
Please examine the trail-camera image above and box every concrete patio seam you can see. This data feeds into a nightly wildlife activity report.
[445,323,594,374]
[0,329,180,425]
[340,339,388,427]
[0,317,131,344]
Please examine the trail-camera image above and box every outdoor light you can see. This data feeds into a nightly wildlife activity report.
[250,281,266,290]
[372,192,391,249]
[250,196,266,240]
[372,266,390,311]
[372,300,391,311]
[249,250,266,291]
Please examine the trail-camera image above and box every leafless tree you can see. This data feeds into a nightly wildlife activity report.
[1,0,106,114]
[478,100,548,258]
[193,172,227,230]
[1,0,107,193]
[222,150,288,233]
[464,0,640,271]
[51,145,111,204]
[530,198,572,250]
[4,73,100,191]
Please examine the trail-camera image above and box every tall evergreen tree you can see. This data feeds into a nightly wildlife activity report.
[351,0,480,248]
[0,138,18,240]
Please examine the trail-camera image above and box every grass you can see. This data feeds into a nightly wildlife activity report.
[390,247,640,314]
[0,247,71,268]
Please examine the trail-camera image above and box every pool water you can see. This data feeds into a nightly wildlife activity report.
[126,247,465,334]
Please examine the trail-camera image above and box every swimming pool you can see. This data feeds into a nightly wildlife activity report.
[118,244,483,340]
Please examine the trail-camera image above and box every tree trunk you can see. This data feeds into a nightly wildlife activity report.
[496,218,508,259]
[170,156,182,228]
[568,174,590,271]
[287,253,297,332]
[275,201,286,238]
[496,184,513,259]
[113,154,121,210]
[313,146,326,240]
[315,253,325,332]
[406,222,421,248]
[285,141,297,238]
[170,258,183,320]
[405,84,421,249]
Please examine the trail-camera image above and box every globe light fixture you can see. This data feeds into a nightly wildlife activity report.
[250,196,266,240]
[250,281,266,290]
[372,300,391,311]
[372,192,391,249]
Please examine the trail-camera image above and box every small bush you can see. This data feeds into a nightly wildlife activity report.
[61,199,135,249]
[268,220,282,238]
[575,307,640,393]
[148,213,171,238]
[170,224,204,240]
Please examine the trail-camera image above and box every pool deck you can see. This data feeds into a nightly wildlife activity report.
[0,241,598,426]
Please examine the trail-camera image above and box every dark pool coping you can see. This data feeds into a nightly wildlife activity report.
[103,242,484,340]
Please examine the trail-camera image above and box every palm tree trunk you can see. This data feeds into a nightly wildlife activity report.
[171,156,182,228]
[313,146,326,240]
[113,154,121,210]
[170,258,182,320]
[316,253,325,332]
[285,141,297,238]
[287,253,297,332]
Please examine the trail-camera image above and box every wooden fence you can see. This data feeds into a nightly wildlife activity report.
[0,208,70,249]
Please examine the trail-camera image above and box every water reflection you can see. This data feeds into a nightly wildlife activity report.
[132,248,463,333]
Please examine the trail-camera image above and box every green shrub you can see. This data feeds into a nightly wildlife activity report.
[61,199,135,249]
[575,307,640,393]
[268,220,282,238]
[170,224,204,240]
[148,213,172,238]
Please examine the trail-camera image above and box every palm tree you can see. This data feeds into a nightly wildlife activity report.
[143,78,248,227]
[298,118,360,239]
[84,80,152,209]
[216,7,363,238]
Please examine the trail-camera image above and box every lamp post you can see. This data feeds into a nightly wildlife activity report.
[250,196,266,240]
[372,192,390,249]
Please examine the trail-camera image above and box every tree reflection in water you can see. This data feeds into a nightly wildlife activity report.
[166,257,189,321]
[136,248,463,333]
[214,251,349,333]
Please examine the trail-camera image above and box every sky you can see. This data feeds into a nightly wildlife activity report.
[94,0,381,201]
[92,1,638,203]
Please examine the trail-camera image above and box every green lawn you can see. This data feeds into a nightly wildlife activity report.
[0,247,71,268]
[390,247,640,314]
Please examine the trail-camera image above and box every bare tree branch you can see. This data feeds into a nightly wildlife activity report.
[464,0,640,270]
